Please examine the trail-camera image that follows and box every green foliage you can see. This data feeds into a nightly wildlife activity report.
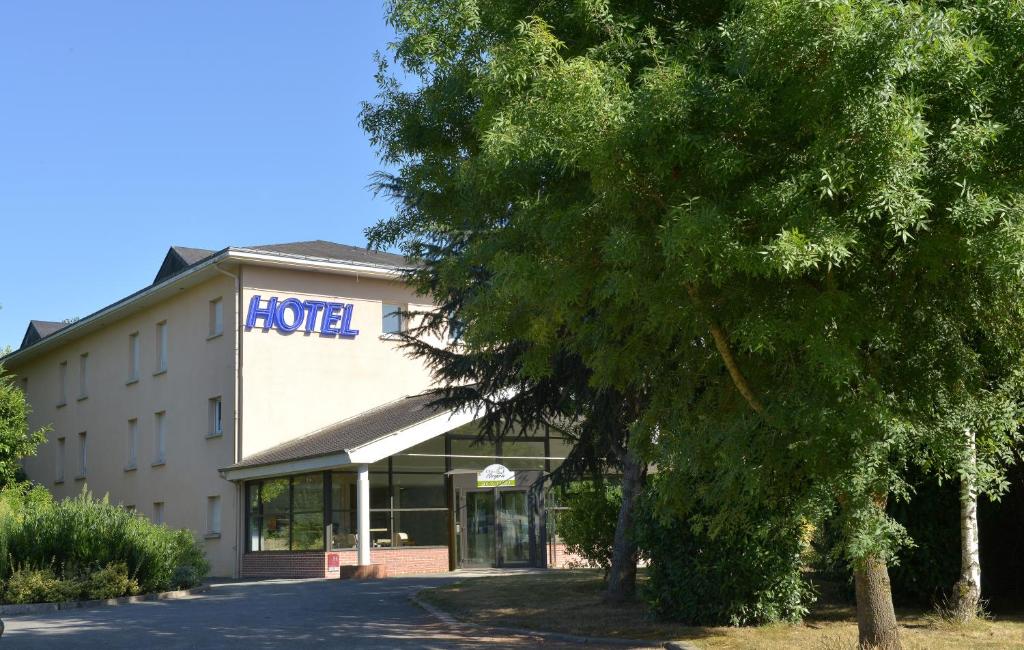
[4,566,80,604]
[634,490,814,627]
[0,368,48,488]
[0,485,208,601]
[82,562,140,600]
[554,481,621,574]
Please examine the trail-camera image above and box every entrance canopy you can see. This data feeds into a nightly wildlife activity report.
[220,393,476,482]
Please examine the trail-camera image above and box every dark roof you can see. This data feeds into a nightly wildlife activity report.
[19,320,68,349]
[247,240,406,268]
[226,393,444,471]
[153,246,216,284]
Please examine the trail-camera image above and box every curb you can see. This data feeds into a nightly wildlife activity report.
[410,592,698,649]
[0,584,210,616]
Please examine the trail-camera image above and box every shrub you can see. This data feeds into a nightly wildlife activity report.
[634,492,815,626]
[4,566,81,604]
[171,565,200,590]
[0,485,208,601]
[83,562,139,600]
[553,481,621,575]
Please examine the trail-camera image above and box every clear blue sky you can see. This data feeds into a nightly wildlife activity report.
[0,2,404,350]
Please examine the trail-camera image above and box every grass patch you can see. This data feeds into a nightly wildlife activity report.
[419,569,1024,649]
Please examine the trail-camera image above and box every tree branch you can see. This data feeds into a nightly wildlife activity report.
[686,283,766,416]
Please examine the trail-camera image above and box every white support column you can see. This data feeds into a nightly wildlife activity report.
[357,463,371,566]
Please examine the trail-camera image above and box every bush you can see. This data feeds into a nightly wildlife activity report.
[553,481,621,575]
[83,562,140,600]
[634,492,815,626]
[171,565,200,590]
[4,566,81,604]
[0,485,208,602]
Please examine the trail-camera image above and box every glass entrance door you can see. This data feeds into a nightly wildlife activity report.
[460,489,530,567]
[463,491,495,567]
[497,491,529,565]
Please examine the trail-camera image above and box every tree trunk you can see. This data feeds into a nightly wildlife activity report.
[954,427,981,622]
[854,554,902,649]
[604,447,645,603]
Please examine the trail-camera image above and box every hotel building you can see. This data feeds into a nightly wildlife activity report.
[3,241,574,578]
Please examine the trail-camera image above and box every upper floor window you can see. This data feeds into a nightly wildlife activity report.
[156,321,168,373]
[208,397,223,438]
[56,436,66,483]
[77,353,89,400]
[126,418,138,470]
[76,432,87,478]
[128,332,140,382]
[382,303,404,335]
[209,298,224,338]
[153,411,166,465]
[57,361,68,406]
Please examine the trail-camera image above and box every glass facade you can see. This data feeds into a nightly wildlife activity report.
[244,429,566,556]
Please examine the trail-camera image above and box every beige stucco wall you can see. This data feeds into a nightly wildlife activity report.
[14,274,239,577]
[238,265,439,458]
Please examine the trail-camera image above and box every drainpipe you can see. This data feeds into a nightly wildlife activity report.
[214,263,242,579]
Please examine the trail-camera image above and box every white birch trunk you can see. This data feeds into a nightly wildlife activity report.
[956,427,981,620]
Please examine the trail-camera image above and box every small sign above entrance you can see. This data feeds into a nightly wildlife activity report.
[477,464,515,488]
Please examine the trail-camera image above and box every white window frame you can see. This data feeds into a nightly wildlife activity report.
[56,436,66,483]
[156,321,168,373]
[209,298,224,338]
[58,361,68,406]
[206,495,221,536]
[77,432,87,478]
[207,397,223,438]
[78,353,88,400]
[153,411,166,465]
[126,418,138,470]
[128,332,140,382]
[381,303,404,336]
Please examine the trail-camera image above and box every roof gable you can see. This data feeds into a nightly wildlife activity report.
[153,246,215,284]
[20,320,67,350]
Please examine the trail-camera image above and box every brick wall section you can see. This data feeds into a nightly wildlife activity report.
[240,552,329,579]
[548,542,593,569]
[241,546,450,579]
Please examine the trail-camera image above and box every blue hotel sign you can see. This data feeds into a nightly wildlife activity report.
[244,295,359,337]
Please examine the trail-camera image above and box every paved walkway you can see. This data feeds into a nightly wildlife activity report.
[0,575,632,649]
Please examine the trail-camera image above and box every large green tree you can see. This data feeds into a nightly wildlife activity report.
[365,1,1024,646]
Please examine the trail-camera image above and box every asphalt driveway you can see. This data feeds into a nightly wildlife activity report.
[0,575,624,649]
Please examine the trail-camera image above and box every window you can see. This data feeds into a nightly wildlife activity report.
[382,303,403,335]
[153,412,166,465]
[77,432,87,478]
[209,298,224,338]
[153,502,164,525]
[126,419,138,469]
[58,361,68,405]
[207,496,222,536]
[20,376,28,396]
[128,332,140,381]
[208,397,223,438]
[447,309,465,343]
[56,437,65,483]
[77,353,88,399]
[155,321,168,373]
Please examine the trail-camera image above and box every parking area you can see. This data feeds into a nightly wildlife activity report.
[0,575,622,649]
